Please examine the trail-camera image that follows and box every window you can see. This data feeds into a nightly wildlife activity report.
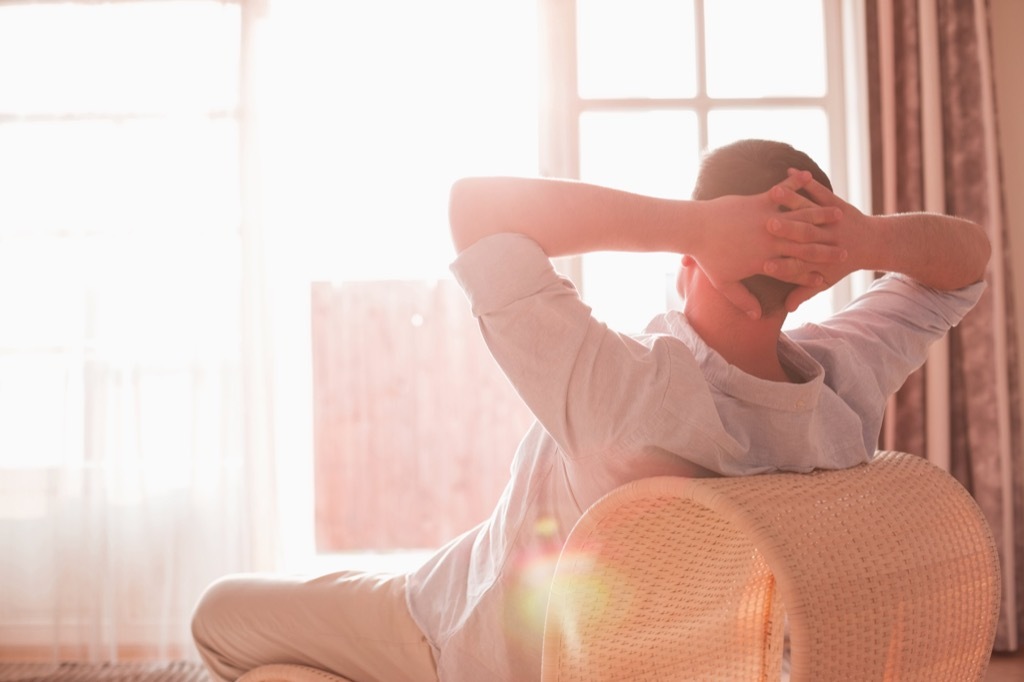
[0,0,242,475]
[0,0,247,656]
[296,0,866,566]
[0,0,867,580]
[539,0,863,333]
[260,0,542,564]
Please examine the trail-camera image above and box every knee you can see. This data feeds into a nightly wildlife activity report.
[192,575,234,640]
[192,575,251,678]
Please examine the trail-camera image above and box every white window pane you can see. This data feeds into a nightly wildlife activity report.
[0,2,240,115]
[704,0,826,97]
[579,110,700,197]
[85,235,242,363]
[578,110,699,332]
[707,107,831,178]
[0,356,82,469]
[260,0,539,282]
[783,290,835,330]
[0,235,241,363]
[0,120,239,239]
[577,0,697,98]
[582,253,682,333]
[0,241,88,349]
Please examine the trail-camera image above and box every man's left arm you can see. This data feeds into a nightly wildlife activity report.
[767,173,990,311]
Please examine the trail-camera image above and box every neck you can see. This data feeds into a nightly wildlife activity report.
[684,296,791,383]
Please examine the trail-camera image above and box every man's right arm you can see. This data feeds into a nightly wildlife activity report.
[448,174,845,319]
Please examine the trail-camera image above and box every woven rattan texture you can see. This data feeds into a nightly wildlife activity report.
[541,451,999,682]
[544,491,783,681]
[237,664,351,682]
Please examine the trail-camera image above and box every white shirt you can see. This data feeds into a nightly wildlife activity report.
[407,233,984,681]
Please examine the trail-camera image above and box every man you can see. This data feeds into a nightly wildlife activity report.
[192,140,989,681]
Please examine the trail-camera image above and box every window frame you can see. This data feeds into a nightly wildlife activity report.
[537,0,867,312]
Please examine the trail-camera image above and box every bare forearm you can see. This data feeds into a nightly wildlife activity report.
[450,173,846,319]
[783,177,992,304]
[862,213,990,290]
[448,176,705,256]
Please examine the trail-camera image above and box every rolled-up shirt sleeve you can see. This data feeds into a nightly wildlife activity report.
[802,273,986,399]
[451,233,717,460]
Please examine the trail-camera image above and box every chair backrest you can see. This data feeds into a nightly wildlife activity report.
[541,451,1001,682]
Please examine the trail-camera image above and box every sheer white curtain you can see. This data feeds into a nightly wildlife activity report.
[0,0,539,661]
[0,0,276,661]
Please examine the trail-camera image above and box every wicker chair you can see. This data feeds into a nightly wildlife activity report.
[237,664,351,682]
[541,450,1001,682]
[238,451,1000,682]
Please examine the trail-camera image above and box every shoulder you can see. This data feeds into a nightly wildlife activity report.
[792,273,985,342]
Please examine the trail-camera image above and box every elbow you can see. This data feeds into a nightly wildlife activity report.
[449,176,532,254]
[448,177,489,254]
[448,178,471,253]
[970,221,992,284]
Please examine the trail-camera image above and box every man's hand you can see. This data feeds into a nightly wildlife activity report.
[448,172,856,320]
[765,169,991,313]
[692,169,846,318]
[754,170,867,312]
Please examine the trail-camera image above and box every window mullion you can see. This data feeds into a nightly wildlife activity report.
[823,0,850,197]
[576,96,831,110]
[538,0,584,287]
[694,0,709,152]
[538,0,580,181]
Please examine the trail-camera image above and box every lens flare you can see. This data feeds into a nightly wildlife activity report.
[502,516,626,659]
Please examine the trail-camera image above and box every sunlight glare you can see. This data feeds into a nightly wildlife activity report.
[0,2,239,114]
[704,0,827,97]
[576,0,697,99]
[258,0,540,282]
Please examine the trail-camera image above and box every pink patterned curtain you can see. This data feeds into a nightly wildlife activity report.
[866,0,1022,652]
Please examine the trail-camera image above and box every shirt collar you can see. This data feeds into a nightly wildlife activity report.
[649,312,826,412]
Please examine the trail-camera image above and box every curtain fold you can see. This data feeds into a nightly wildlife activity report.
[0,0,278,662]
[866,0,1022,652]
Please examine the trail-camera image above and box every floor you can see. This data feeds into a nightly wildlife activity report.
[987,646,1024,681]
[0,649,1021,681]
[0,662,207,682]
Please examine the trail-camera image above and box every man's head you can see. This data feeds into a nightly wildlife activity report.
[691,139,833,316]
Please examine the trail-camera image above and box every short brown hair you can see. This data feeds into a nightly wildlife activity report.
[691,139,833,315]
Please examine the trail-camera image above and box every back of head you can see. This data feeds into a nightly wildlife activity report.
[691,139,833,316]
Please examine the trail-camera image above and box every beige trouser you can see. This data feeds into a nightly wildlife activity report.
[191,571,438,682]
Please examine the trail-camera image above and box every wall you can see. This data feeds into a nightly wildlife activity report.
[309,280,533,552]
[990,0,1024,443]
